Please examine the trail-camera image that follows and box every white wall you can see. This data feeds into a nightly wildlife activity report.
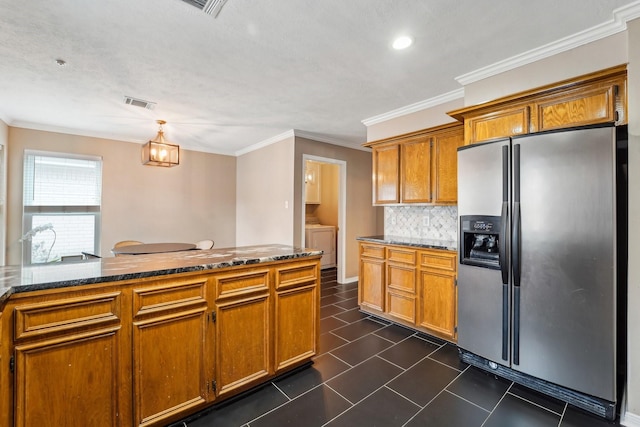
[0,119,7,265]
[6,127,237,263]
[366,98,464,142]
[625,17,640,423]
[236,137,295,246]
[464,32,627,106]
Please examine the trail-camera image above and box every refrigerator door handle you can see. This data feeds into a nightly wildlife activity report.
[512,143,521,365]
[500,144,510,361]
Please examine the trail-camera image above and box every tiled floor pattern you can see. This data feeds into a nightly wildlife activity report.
[174,268,621,427]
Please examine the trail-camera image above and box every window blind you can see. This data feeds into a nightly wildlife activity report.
[22,150,102,264]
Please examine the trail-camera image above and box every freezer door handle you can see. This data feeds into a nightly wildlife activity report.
[502,283,509,361]
[500,202,508,285]
[512,144,521,288]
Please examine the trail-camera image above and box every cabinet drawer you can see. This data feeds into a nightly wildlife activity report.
[275,261,318,290]
[133,277,207,318]
[14,292,121,341]
[387,247,416,265]
[360,243,385,259]
[420,251,457,272]
[386,291,416,323]
[214,269,270,300]
[387,263,416,294]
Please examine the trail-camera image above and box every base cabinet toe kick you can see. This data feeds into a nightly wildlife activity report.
[0,255,321,427]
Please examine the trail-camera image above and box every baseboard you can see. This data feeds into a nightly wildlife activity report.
[340,275,358,284]
[622,411,640,426]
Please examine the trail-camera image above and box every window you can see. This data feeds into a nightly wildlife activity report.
[22,150,102,264]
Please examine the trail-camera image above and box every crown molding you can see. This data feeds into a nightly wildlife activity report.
[234,129,295,156]
[456,1,640,86]
[361,88,464,127]
[292,130,369,152]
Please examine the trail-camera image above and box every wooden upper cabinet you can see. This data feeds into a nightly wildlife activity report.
[448,64,627,145]
[463,103,530,145]
[366,122,463,205]
[432,126,464,204]
[372,144,400,204]
[400,135,431,203]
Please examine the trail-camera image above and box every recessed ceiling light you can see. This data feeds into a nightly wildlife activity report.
[392,36,413,50]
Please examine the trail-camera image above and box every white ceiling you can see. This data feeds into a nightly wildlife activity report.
[0,0,638,156]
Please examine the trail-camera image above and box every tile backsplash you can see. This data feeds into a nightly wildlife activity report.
[384,206,458,246]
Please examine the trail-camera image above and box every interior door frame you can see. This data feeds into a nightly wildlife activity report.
[301,154,347,283]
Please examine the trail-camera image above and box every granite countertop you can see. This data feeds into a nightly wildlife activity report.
[357,235,457,251]
[0,244,323,304]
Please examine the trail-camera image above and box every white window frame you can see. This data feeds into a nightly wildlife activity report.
[22,150,102,264]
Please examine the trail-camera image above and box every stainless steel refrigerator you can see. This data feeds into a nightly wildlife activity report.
[456,124,627,420]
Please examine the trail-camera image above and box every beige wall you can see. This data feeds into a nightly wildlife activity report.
[6,127,236,264]
[366,98,464,142]
[294,137,382,281]
[315,163,339,227]
[236,137,295,246]
[626,18,640,421]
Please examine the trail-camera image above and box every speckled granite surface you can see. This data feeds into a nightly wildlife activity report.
[357,235,457,251]
[0,244,323,304]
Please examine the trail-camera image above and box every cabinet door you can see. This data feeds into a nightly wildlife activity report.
[419,269,457,341]
[12,291,124,427]
[213,269,271,399]
[465,104,531,144]
[372,144,399,204]
[132,279,209,427]
[274,261,319,374]
[14,328,121,427]
[432,127,464,204]
[359,257,385,313]
[535,79,624,131]
[400,136,431,203]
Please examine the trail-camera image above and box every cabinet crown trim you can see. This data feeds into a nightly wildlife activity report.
[446,64,627,121]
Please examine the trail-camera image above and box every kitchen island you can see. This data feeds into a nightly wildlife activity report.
[0,244,322,427]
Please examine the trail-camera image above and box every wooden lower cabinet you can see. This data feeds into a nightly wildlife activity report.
[358,255,386,313]
[359,241,457,341]
[15,328,122,427]
[418,269,457,340]
[1,257,321,427]
[132,277,210,427]
[274,261,320,374]
[215,294,270,398]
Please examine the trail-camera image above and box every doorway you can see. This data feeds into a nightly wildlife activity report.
[301,155,347,283]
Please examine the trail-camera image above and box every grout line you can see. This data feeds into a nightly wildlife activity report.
[557,402,568,427]
[480,381,514,427]
[443,389,491,413]
[324,383,355,405]
[384,385,423,408]
[506,390,565,416]
[271,381,292,402]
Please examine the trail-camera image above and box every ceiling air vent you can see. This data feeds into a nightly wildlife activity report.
[180,0,229,17]
[123,96,156,110]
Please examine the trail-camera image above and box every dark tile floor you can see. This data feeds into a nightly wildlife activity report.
[173,268,621,427]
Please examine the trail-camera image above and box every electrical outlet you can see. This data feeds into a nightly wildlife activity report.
[423,215,430,226]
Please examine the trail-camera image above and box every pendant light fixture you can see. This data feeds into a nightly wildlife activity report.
[141,120,180,167]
